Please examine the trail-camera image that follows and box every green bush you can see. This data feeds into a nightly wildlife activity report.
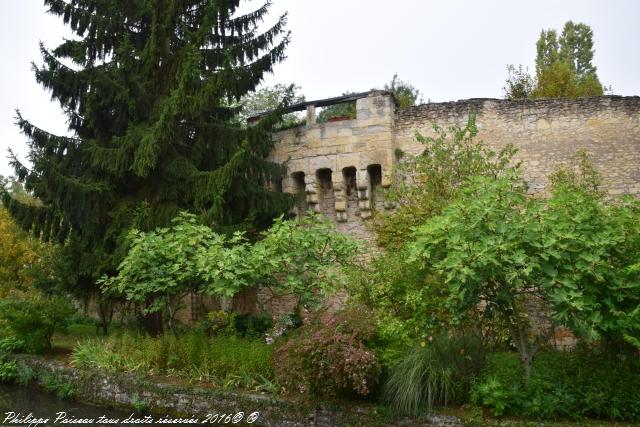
[196,310,236,337]
[470,352,523,416]
[234,314,273,339]
[206,336,274,380]
[0,336,26,353]
[40,371,76,400]
[0,294,75,353]
[274,307,381,398]
[368,316,412,371]
[0,358,18,383]
[471,348,640,421]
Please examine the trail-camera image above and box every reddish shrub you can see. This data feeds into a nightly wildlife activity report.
[274,307,381,397]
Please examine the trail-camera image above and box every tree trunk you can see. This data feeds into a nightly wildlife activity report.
[521,352,533,381]
[506,301,535,382]
[97,296,114,335]
[167,299,177,337]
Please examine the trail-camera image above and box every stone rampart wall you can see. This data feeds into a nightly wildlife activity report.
[270,93,640,243]
[395,96,640,195]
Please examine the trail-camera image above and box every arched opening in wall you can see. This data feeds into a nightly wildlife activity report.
[367,164,383,212]
[273,177,283,193]
[316,168,335,217]
[343,167,357,196]
[291,171,308,213]
[342,166,358,207]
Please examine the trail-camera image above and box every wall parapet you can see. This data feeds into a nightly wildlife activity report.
[396,95,640,195]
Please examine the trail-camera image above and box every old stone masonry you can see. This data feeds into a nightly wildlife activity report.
[266,91,640,242]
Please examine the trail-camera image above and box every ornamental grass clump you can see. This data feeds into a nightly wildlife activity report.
[383,332,485,416]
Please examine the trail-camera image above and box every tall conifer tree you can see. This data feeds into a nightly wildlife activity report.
[4,0,292,287]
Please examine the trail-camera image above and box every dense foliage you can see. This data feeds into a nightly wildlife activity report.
[373,115,517,251]
[502,65,536,100]
[0,208,45,297]
[249,213,359,308]
[238,83,305,126]
[6,0,293,297]
[99,212,216,334]
[383,73,423,107]
[472,348,640,420]
[102,212,359,333]
[409,158,640,377]
[0,294,75,353]
[1,5,637,420]
[0,179,57,297]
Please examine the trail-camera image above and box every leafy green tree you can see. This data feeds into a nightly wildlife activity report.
[409,160,640,378]
[239,83,305,126]
[503,65,536,100]
[535,29,560,76]
[541,161,640,348]
[0,178,55,298]
[384,73,422,107]
[0,294,75,354]
[360,116,517,349]
[100,212,219,335]
[0,207,44,297]
[503,21,606,99]
[103,212,358,334]
[558,21,598,78]
[409,174,546,379]
[248,214,359,309]
[5,0,292,299]
[373,114,517,251]
[534,21,604,97]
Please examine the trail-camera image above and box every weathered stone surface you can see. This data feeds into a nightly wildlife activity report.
[396,96,640,200]
[270,93,640,247]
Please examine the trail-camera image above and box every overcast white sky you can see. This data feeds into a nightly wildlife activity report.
[1,0,639,178]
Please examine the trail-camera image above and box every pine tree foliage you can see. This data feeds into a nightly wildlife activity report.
[5,0,293,282]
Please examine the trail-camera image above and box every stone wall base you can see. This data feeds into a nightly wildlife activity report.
[8,354,463,427]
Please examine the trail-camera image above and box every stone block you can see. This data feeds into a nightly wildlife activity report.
[358,200,371,210]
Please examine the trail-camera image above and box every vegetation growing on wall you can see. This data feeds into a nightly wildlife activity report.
[317,74,422,123]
